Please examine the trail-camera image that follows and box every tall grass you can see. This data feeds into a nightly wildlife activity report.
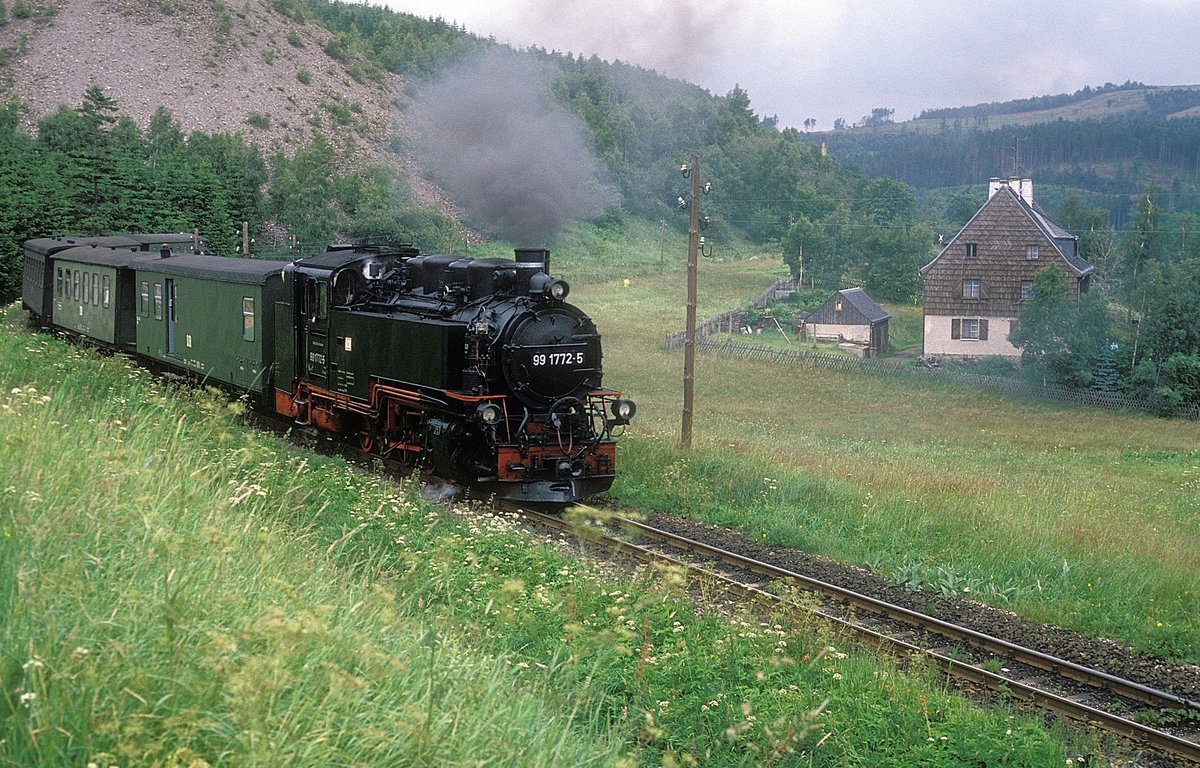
[0,305,1087,765]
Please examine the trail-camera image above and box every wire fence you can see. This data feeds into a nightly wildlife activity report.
[664,279,1200,420]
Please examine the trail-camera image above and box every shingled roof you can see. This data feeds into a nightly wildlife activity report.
[803,287,890,326]
[921,181,1093,278]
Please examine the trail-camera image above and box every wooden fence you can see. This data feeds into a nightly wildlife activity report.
[663,276,796,349]
[664,285,1200,420]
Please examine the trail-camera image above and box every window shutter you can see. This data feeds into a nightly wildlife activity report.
[979,319,989,340]
[951,318,961,339]
[980,279,988,299]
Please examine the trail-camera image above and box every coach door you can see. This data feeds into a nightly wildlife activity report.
[165,278,176,355]
[301,277,329,386]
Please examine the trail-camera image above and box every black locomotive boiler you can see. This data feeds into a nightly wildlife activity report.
[22,237,634,506]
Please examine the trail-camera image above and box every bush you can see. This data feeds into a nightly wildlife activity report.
[246,111,271,129]
[974,355,1018,377]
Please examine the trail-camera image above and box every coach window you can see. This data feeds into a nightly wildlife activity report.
[102,275,110,308]
[73,270,80,302]
[242,297,255,342]
[83,272,90,305]
[140,281,150,316]
[92,273,100,306]
[56,267,62,297]
[153,283,163,320]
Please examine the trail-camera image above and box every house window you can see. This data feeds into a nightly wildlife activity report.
[965,243,978,259]
[962,278,981,299]
[1026,244,1040,260]
[951,318,989,341]
[242,297,255,342]
[1020,280,1033,301]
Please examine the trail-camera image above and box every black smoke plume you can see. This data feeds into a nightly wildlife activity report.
[412,49,616,246]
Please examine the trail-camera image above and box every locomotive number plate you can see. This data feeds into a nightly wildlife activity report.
[531,351,585,366]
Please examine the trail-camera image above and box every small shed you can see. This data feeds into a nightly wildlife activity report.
[798,287,890,355]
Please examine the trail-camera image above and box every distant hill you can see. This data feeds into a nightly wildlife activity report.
[810,83,1200,223]
[908,82,1200,130]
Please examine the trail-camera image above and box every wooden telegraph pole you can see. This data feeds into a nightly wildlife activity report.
[681,154,700,450]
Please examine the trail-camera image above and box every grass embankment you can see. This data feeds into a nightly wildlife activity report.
[1,304,1084,765]
[555,220,1200,664]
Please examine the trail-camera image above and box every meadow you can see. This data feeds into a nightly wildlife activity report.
[555,220,1200,664]
[3,283,1092,763]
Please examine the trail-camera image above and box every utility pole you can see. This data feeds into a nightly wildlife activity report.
[681,154,701,450]
[659,219,666,275]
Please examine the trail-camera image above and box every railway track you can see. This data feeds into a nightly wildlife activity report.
[512,505,1200,766]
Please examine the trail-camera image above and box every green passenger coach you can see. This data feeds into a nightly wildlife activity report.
[134,254,285,395]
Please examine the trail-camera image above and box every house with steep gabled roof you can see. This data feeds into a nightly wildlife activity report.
[798,286,890,355]
[919,177,1093,360]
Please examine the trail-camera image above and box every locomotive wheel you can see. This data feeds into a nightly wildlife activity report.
[359,428,375,453]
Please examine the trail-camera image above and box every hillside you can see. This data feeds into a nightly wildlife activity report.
[0,0,452,207]
[812,82,1200,219]
[870,82,1200,134]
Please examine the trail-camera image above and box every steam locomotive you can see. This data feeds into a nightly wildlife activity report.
[21,236,634,506]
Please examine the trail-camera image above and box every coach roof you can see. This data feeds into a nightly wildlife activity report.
[136,253,286,284]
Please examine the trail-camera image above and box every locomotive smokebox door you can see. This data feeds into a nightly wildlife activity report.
[502,307,601,408]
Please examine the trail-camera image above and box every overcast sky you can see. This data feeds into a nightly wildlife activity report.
[380,0,1200,130]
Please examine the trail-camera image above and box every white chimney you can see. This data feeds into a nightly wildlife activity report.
[1018,178,1034,205]
[988,177,1034,204]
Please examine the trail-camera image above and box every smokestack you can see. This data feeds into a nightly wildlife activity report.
[160,244,171,258]
[515,248,550,274]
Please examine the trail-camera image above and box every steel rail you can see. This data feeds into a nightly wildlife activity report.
[516,508,1200,765]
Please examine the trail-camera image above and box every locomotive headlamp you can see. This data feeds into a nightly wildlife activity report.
[530,274,570,301]
[547,279,569,300]
[610,398,637,425]
[476,402,502,425]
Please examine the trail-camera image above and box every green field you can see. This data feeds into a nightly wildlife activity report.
[2,221,1194,765]
[565,222,1200,663]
